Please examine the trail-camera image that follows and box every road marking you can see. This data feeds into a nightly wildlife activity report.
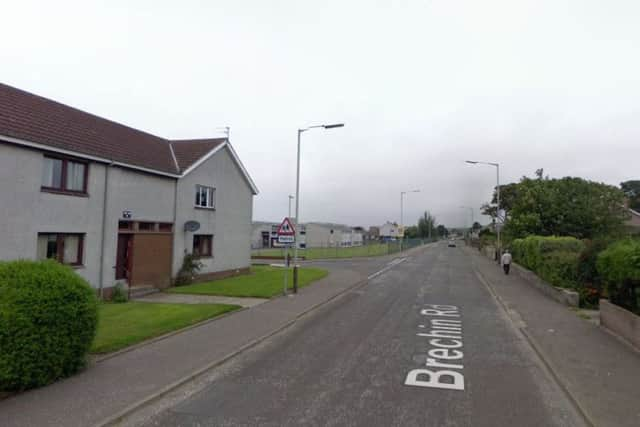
[366,257,407,280]
[405,304,465,391]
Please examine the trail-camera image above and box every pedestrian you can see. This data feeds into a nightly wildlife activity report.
[501,249,512,275]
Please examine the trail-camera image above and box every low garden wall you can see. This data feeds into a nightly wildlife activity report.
[600,299,640,350]
[511,263,580,307]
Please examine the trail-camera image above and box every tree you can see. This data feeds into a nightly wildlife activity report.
[417,211,437,239]
[436,224,448,237]
[481,182,520,220]
[472,221,482,232]
[404,225,419,238]
[502,174,629,239]
[621,180,640,211]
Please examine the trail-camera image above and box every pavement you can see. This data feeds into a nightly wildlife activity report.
[0,247,413,427]
[140,244,587,426]
[467,245,640,427]
[133,293,268,308]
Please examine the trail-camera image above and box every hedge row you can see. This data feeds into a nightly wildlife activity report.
[510,236,585,290]
[596,239,640,314]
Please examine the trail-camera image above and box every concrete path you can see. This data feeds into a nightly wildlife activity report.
[0,249,418,427]
[133,292,268,308]
[468,246,640,427]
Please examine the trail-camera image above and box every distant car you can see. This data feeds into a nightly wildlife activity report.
[448,239,456,247]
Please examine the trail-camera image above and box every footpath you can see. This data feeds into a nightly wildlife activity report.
[0,246,426,427]
[468,247,640,427]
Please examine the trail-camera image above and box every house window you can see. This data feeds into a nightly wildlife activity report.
[41,155,88,194]
[195,185,215,209]
[193,234,213,257]
[138,222,155,231]
[159,223,173,232]
[37,233,84,265]
[118,221,133,230]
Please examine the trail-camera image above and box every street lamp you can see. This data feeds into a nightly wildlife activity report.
[400,189,420,250]
[293,123,344,292]
[465,160,501,261]
[288,195,294,219]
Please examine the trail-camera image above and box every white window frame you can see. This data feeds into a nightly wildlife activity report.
[195,185,216,209]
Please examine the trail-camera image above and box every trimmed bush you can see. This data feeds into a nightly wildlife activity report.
[597,239,640,314]
[0,260,98,391]
[511,236,585,290]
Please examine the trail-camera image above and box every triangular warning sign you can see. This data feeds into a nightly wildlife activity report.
[277,217,296,235]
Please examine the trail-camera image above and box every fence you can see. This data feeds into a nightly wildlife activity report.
[251,238,432,260]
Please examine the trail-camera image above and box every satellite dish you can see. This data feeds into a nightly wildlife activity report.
[184,221,200,232]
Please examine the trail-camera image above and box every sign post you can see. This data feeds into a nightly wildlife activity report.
[276,217,296,295]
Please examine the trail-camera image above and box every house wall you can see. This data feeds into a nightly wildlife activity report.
[0,143,106,286]
[174,147,254,276]
[100,166,176,290]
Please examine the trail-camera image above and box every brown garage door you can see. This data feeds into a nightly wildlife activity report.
[130,233,173,288]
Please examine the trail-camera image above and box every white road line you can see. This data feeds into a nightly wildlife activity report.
[367,257,407,280]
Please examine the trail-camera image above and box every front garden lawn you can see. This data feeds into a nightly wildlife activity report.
[92,302,240,354]
[168,265,328,298]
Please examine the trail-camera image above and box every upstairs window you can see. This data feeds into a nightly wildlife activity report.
[195,185,216,209]
[41,156,88,194]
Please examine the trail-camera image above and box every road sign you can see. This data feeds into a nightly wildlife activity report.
[278,235,295,244]
[277,217,296,236]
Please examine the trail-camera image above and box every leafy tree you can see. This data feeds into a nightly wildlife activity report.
[471,222,482,232]
[481,182,520,221]
[417,211,437,238]
[404,225,419,239]
[503,174,628,239]
[621,180,640,211]
[436,224,448,237]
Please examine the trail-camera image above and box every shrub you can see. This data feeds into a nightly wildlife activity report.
[0,260,98,391]
[175,253,204,286]
[511,236,585,290]
[597,239,640,314]
[111,283,128,303]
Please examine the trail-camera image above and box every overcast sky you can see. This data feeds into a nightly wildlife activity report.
[2,0,639,228]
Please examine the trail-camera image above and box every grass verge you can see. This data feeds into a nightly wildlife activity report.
[168,265,328,298]
[92,302,240,354]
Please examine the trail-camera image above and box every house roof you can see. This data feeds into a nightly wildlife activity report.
[170,138,226,171]
[0,82,258,193]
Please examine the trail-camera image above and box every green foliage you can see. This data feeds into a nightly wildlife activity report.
[404,225,419,239]
[486,172,628,240]
[417,211,437,238]
[0,260,98,391]
[175,253,204,286]
[111,283,128,303]
[621,180,640,211]
[511,236,585,290]
[436,224,448,238]
[597,239,640,313]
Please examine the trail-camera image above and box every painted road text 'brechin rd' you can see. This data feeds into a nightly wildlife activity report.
[405,304,465,391]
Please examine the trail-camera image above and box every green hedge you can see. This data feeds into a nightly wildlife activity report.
[0,260,98,391]
[511,236,585,290]
[596,239,640,314]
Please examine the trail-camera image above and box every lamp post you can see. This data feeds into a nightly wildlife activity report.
[400,189,420,250]
[288,195,294,219]
[466,160,501,261]
[293,123,344,292]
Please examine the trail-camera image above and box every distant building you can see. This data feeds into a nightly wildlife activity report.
[379,221,401,240]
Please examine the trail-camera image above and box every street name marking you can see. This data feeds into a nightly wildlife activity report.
[405,304,465,391]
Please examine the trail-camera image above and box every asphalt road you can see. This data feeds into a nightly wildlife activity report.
[144,243,586,427]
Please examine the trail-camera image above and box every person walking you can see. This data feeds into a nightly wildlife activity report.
[501,249,512,275]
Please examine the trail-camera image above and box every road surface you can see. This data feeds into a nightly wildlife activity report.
[144,243,585,427]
